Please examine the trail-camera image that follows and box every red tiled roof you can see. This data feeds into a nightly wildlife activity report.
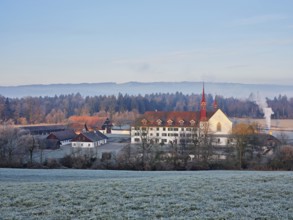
[136,111,214,127]
[135,111,216,127]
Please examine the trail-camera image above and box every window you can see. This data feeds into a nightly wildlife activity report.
[150,133,153,136]
[190,120,196,126]
[163,127,166,131]
[162,133,167,136]
[141,119,147,125]
[167,119,173,126]
[168,128,173,131]
[156,119,162,125]
[179,120,184,126]
[88,143,91,147]
[174,128,178,131]
[134,138,140,142]
[156,133,159,136]
[217,122,222,132]
[156,127,159,131]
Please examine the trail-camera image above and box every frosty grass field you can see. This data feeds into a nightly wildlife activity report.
[0,169,293,219]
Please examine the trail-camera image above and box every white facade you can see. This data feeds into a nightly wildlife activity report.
[208,109,233,145]
[131,126,197,144]
[71,139,107,148]
[131,109,233,146]
[209,109,233,134]
[60,139,72,146]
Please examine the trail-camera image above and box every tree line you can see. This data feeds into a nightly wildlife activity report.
[0,92,293,124]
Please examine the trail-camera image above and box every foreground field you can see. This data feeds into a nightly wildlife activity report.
[0,169,293,219]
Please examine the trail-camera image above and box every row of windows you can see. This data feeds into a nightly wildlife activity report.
[133,138,200,144]
[134,131,198,137]
[135,133,199,137]
[134,138,169,143]
[73,143,92,147]
[161,133,179,137]
[138,127,196,131]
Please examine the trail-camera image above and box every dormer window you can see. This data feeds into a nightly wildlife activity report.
[179,120,184,126]
[156,119,162,126]
[190,120,196,126]
[167,119,173,126]
[141,119,147,126]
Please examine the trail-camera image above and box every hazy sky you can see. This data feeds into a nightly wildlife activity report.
[1,0,293,86]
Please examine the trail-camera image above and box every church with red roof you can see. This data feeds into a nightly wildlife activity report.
[131,85,233,146]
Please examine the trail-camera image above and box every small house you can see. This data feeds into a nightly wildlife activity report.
[71,130,108,148]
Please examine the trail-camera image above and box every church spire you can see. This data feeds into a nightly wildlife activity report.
[200,83,207,121]
[213,95,218,111]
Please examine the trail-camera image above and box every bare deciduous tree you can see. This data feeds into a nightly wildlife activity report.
[0,122,27,166]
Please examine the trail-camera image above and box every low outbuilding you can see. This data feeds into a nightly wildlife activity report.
[71,130,108,148]
[46,129,77,147]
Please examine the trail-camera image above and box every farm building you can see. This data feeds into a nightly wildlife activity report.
[71,130,108,148]
[46,130,77,147]
[20,125,67,135]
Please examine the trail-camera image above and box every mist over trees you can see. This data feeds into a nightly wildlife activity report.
[0,92,293,125]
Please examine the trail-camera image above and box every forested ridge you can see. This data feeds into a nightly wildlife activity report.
[0,92,292,124]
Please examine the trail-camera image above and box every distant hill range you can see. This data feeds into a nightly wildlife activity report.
[0,82,292,99]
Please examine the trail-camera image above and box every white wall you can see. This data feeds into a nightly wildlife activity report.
[111,130,131,135]
[131,126,196,144]
[72,142,95,148]
[208,109,233,135]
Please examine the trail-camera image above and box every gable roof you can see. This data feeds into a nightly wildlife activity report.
[72,130,108,142]
[135,111,217,127]
[47,130,77,141]
[20,125,67,134]
[209,109,232,124]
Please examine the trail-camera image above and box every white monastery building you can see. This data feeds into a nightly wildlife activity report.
[131,86,233,146]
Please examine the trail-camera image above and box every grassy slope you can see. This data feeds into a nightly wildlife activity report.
[0,169,293,219]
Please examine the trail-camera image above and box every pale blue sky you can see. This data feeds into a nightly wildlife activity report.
[1,0,293,86]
